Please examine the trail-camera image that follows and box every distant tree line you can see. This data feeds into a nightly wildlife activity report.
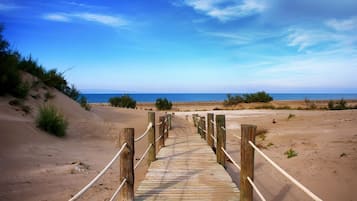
[224,91,273,106]
[108,95,173,110]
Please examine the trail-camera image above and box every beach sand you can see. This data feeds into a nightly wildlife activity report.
[0,92,356,200]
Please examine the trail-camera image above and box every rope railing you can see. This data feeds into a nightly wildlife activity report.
[210,120,216,126]
[247,176,266,201]
[134,122,153,142]
[109,178,127,201]
[68,142,127,201]
[190,113,322,201]
[210,134,217,143]
[248,141,323,201]
[221,147,241,171]
[155,135,163,143]
[134,143,152,170]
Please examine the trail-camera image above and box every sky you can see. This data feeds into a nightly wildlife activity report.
[1,0,357,93]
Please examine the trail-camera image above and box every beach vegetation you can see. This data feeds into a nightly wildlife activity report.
[284,148,298,158]
[224,91,273,106]
[36,105,68,137]
[328,99,348,110]
[155,98,173,110]
[287,113,295,120]
[79,96,91,111]
[109,95,136,108]
[304,98,317,109]
[1,25,89,112]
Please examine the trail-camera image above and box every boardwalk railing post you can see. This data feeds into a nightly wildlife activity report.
[164,115,169,139]
[168,114,172,130]
[240,124,256,201]
[192,114,198,127]
[197,115,201,134]
[159,116,165,147]
[207,113,214,150]
[119,128,135,201]
[216,115,226,167]
[201,116,206,140]
[148,112,156,163]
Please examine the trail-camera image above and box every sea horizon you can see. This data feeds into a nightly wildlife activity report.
[82,93,357,103]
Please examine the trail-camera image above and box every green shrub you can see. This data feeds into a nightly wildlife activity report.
[109,95,136,108]
[224,91,273,106]
[284,148,298,158]
[78,96,91,111]
[224,94,244,106]
[328,99,348,110]
[36,105,68,137]
[243,91,273,103]
[0,50,21,96]
[63,84,80,101]
[287,113,295,120]
[12,82,30,99]
[155,98,173,110]
[17,56,46,80]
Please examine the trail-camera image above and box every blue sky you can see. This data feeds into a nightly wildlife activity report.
[1,0,357,93]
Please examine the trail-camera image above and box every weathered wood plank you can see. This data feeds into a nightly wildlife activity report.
[135,118,239,201]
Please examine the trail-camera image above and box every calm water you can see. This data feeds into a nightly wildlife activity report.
[82,93,357,103]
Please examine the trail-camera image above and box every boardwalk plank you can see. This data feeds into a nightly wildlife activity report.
[135,118,239,201]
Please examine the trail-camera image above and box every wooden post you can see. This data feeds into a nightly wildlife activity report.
[192,114,197,127]
[168,114,172,130]
[119,128,134,201]
[148,112,156,163]
[216,115,226,167]
[201,116,206,140]
[207,113,214,150]
[159,116,165,147]
[240,124,256,201]
[164,115,169,139]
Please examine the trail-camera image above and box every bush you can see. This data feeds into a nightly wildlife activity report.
[109,95,136,108]
[12,82,30,99]
[36,105,68,137]
[64,84,80,101]
[78,96,91,111]
[155,98,173,110]
[328,99,348,110]
[224,91,273,106]
[284,148,298,158]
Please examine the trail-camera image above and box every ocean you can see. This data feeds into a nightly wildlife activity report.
[82,93,357,103]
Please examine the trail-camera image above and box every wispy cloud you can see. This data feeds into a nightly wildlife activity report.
[183,0,266,21]
[0,3,22,11]
[42,12,128,27]
[43,13,71,22]
[286,28,336,51]
[325,16,357,31]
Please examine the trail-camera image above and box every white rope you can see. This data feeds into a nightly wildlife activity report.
[210,134,217,143]
[164,129,168,133]
[248,141,323,201]
[155,135,163,143]
[210,120,216,126]
[221,147,241,171]
[201,128,207,133]
[109,178,127,201]
[247,176,266,201]
[134,144,152,170]
[234,135,242,140]
[221,126,226,131]
[134,122,153,142]
[68,143,127,201]
[155,122,162,126]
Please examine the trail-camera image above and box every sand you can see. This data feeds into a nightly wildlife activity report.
[0,88,356,201]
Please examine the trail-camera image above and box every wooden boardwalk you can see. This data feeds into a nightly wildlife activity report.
[135,118,240,201]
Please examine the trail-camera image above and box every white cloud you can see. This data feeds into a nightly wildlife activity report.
[286,28,337,51]
[43,13,71,22]
[184,0,266,21]
[42,12,128,27]
[72,13,127,27]
[325,17,357,31]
